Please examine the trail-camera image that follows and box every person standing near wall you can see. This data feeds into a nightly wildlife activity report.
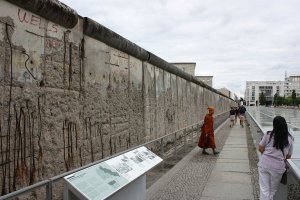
[258,116,294,200]
[198,106,219,155]
[238,105,246,127]
[235,106,239,124]
[229,107,235,128]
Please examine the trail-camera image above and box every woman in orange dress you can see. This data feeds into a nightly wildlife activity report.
[198,106,219,155]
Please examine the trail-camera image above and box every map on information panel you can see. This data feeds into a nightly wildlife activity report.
[64,146,162,200]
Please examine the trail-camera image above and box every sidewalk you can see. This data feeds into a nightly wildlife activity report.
[147,120,256,200]
[201,123,253,200]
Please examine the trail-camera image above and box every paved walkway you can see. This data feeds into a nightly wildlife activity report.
[147,120,255,200]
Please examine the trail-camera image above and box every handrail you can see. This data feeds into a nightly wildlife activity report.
[0,181,50,200]
[246,111,266,134]
[0,111,229,200]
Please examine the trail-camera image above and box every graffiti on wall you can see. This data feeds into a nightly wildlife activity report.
[17,8,58,33]
[0,2,234,198]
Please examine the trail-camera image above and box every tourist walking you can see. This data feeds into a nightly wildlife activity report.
[198,106,219,155]
[238,105,246,127]
[229,107,235,128]
[258,116,294,200]
[235,106,239,124]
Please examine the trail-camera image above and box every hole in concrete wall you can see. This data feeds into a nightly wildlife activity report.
[39,80,44,87]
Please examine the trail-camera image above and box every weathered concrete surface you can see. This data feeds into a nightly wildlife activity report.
[0,0,235,198]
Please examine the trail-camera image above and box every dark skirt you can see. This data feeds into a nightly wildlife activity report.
[198,132,216,149]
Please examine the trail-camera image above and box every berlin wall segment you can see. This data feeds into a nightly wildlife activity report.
[0,0,234,198]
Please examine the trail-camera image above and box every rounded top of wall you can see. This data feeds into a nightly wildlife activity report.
[83,17,150,61]
[7,0,78,28]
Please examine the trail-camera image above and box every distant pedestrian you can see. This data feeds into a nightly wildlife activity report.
[235,106,239,124]
[198,106,219,155]
[238,105,246,127]
[229,107,235,128]
[258,116,294,200]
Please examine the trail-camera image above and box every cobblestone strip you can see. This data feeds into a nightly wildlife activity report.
[245,121,260,200]
[148,120,231,200]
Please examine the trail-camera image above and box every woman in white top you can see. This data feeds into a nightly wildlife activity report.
[258,116,294,200]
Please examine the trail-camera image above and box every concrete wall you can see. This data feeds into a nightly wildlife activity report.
[0,0,234,196]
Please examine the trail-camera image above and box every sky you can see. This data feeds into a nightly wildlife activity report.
[60,0,300,98]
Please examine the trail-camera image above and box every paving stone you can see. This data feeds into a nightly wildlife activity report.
[208,171,252,184]
[202,182,253,199]
[214,161,250,174]
[216,158,250,163]
[218,150,249,159]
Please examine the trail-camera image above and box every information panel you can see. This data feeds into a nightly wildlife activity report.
[64,146,162,200]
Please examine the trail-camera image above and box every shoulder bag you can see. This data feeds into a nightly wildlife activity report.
[280,149,287,185]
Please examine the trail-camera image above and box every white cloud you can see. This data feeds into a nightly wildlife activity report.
[61,0,300,98]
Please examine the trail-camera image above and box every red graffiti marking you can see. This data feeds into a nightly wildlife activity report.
[30,15,40,26]
[18,8,29,23]
[51,24,58,33]
[45,38,63,49]
[17,8,58,33]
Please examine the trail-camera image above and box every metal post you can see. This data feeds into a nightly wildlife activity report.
[160,138,164,169]
[46,181,52,200]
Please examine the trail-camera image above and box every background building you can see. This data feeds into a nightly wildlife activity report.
[245,81,285,106]
[172,63,214,88]
[218,87,239,102]
[172,63,196,76]
[245,74,300,106]
[284,75,300,97]
[195,76,213,87]
[218,87,231,98]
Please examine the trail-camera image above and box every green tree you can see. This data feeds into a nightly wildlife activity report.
[292,89,296,106]
[273,93,278,106]
[285,96,292,105]
[259,92,266,105]
[277,95,284,106]
[283,95,286,105]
